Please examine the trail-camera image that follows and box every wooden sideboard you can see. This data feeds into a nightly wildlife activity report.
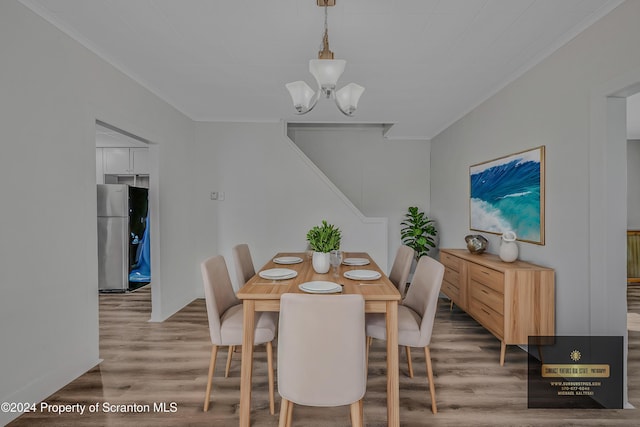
[439,249,555,365]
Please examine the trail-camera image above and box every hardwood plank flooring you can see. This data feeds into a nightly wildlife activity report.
[8,285,640,426]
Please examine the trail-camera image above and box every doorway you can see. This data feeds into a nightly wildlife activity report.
[95,121,153,304]
[589,73,640,408]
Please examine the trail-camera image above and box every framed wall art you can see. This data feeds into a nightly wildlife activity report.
[469,146,545,245]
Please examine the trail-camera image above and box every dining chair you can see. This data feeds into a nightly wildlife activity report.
[277,293,366,427]
[228,244,258,371]
[368,245,415,371]
[365,255,444,414]
[201,255,276,414]
[232,243,256,287]
[388,244,415,298]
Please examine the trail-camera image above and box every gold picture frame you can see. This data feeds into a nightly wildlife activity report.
[469,146,545,245]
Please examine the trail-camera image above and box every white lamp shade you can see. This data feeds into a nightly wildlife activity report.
[286,81,316,112]
[309,59,346,89]
[336,83,365,115]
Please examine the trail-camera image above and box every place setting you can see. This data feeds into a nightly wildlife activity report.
[258,268,298,283]
[343,269,381,281]
[273,256,303,265]
[342,257,370,266]
[298,280,342,294]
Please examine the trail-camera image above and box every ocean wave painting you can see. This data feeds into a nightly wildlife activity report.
[470,146,544,244]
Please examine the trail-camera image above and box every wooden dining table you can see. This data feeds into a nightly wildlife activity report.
[236,252,401,427]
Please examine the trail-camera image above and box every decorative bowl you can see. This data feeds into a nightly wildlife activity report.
[465,234,488,254]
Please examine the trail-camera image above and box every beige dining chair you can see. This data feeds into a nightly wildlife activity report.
[277,293,366,427]
[368,245,415,371]
[232,243,256,287]
[388,244,415,298]
[365,255,444,414]
[227,244,258,372]
[201,255,276,414]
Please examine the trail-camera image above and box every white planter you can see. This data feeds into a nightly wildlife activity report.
[312,251,331,274]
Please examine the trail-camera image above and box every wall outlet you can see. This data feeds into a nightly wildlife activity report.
[210,192,218,200]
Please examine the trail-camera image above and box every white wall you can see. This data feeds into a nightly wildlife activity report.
[430,0,640,402]
[193,122,388,291]
[289,125,431,269]
[0,2,197,423]
[628,140,640,228]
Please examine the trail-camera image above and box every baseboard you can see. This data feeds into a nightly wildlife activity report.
[0,357,100,425]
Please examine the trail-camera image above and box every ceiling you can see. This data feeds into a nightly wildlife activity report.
[19,0,634,140]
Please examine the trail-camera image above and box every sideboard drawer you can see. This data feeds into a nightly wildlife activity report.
[442,280,460,300]
[441,251,461,272]
[469,299,504,337]
[443,268,460,287]
[469,264,503,293]
[470,282,504,315]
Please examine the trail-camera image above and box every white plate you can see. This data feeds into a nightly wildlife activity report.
[342,257,370,266]
[273,256,303,265]
[343,270,382,281]
[259,268,298,280]
[299,281,342,294]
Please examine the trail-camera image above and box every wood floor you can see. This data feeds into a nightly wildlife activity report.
[9,285,640,426]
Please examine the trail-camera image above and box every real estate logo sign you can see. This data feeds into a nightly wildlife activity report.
[528,336,623,408]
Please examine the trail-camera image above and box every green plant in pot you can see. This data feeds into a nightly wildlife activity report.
[306,220,341,273]
[401,206,437,260]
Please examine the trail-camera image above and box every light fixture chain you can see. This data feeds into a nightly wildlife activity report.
[324,1,328,35]
[318,1,329,53]
[317,0,333,60]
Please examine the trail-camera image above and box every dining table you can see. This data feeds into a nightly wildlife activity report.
[236,251,401,427]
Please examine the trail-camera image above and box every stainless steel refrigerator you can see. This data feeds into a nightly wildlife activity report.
[97,184,149,292]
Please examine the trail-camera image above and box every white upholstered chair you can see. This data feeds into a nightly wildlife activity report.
[232,243,256,287]
[368,245,415,371]
[277,294,366,427]
[201,255,276,414]
[366,255,444,414]
[388,245,415,298]
[226,243,258,376]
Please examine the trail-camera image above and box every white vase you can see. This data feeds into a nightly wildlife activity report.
[499,231,519,262]
[312,251,331,274]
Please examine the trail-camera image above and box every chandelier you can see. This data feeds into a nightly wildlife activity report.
[285,0,364,116]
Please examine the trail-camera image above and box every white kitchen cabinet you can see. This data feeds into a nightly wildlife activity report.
[103,147,130,174]
[131,148,149,174]
[103,147,149,174]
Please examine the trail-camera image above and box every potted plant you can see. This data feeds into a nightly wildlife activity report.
[306,220,341,273]
[400,206,437,260]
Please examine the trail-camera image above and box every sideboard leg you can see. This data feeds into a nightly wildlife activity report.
[500,341,506,366]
